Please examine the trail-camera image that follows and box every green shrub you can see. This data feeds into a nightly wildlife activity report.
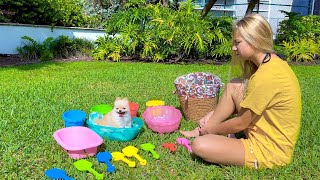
[16,36,54,61]
[71,38,96,55]
[275,38,319,62]
[93,0,233,62]
[0,0,98,27]
[16,36,40,61]
[81,0,121,29]
[52,35,95,58]
[276,11,320,43]
[16,35,95,61]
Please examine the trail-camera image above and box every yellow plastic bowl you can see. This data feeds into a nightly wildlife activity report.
[146,100,165,107]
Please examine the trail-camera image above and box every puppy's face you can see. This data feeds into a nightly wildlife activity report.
[114,98,130,117]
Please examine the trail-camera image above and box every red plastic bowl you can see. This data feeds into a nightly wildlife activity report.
[142,106,182,134]
[129,102,139,117]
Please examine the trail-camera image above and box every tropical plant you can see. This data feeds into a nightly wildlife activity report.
[93,0,232,62]
[124,0,146,9]
[278,39,319,62]
[92,36,125,62]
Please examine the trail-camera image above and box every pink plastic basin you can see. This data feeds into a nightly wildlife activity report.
[142,106,182,134]
[53,126,103,159]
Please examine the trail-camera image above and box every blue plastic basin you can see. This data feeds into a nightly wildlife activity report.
[62,110,87,127]
[87,112,144,141]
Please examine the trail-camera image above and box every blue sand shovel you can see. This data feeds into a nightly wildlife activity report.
[44,168,74,180]
[97,151,116,173]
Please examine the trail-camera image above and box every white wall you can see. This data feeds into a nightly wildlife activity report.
[0,23,106,54]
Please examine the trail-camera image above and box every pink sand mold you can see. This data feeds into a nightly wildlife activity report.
[53,126,103,159]
[142,106,182,134]
[176,138,192,153]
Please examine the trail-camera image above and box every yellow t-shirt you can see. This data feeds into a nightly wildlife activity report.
[240,57,302,168]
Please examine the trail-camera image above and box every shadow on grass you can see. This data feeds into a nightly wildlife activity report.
[1,61,67,71]
[1,57,97,71]
[191,154,222,168]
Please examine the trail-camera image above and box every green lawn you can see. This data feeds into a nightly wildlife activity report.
[0,61,319,179]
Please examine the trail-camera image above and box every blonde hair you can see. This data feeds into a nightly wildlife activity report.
[230,14,274,80]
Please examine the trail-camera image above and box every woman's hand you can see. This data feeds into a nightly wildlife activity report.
[199,111,214,128]
[200,108,257,136]
[199,126,209,136]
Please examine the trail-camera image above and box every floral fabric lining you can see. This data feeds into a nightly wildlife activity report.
[174,72,223,98]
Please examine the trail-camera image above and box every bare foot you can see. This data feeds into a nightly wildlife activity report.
[179,127,200,138]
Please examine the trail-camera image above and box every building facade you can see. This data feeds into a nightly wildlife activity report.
[193,0,318,36]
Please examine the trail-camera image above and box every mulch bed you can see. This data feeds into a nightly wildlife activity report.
[0,54,34,66]
[0,54,95,67]
[0,54,318,67]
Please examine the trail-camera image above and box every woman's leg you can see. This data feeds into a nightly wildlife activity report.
[205,78,245,124]
[190,79,247,166]
[180,79,246,137]
[191,134,245,166]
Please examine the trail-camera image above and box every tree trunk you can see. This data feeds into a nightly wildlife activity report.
[161,0,168,6]
[201,0,218,17]
[245,0,259,15]
[201,0,260,17]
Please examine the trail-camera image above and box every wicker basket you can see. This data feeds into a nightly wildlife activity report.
[174,72,222,122]
[178,96,219,122]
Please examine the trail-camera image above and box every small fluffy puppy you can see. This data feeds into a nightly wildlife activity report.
[95,97,132,128]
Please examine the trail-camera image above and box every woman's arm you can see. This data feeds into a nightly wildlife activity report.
[199,108,257,136]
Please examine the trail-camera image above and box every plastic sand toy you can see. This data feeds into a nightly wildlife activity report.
[96,152,116,173]
[146,100,165,107]
[44,168,74,180]
[129,102,139,117]
[140,143,160,159]
[90,104,112,115]
[73,159,104,180]
[87,114,144,141]
[176,138,192,153]
[122,146,147,166]
[162,143,176,152]
[53,126,103,159]
[111,152,136,168]
[62,110,86,127]
[142,106,182,134]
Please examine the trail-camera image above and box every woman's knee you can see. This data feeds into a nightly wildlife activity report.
[191,136,203,152]
[191,136,213,156]
[227,78,246,92]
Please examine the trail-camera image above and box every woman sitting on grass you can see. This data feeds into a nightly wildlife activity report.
[180,14,302,169]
